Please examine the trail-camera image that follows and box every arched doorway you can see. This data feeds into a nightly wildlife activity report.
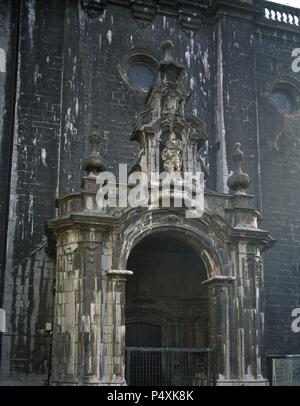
[125,232,214,386]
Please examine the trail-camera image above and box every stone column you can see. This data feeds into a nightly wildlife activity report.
[50,226,105,386]
[245,250,264,380]
[49,219,133,386]
[101,270,133,386]
[223,143,273,385]
[48,133,135,386]
[229,242,267,385]
[202,276,235,383]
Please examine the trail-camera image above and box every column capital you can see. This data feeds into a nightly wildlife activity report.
[202,275,235,287]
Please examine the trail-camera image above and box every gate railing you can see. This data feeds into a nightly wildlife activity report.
[125,347,216,386]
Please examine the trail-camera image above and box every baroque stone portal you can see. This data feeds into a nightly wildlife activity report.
[47,41,273,386]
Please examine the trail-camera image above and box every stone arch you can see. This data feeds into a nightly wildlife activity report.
[124,228,212,350]
[117,209,224,279]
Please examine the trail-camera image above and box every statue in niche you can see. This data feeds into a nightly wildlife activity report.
[162,131,183,174]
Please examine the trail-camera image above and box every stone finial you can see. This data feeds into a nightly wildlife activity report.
[159,40,183,84]
[161,40,175,63]
[227,142,250,194]
[81,128,106,176]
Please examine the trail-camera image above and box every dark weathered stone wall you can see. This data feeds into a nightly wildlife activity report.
[0,0,18,307]
[0,0,65,384]
[59,0,216,195]
[0,0,20,383]
[217,12,261,201]
[0,0,300,385]
[255,23,300,356]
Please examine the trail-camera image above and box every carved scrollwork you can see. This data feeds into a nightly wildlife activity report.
[64,244,78,272]
[247,254,263,283]
[255,256,263,283]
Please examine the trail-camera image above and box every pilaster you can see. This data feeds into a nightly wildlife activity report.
[203,275,235,381]
[101,270,133,385]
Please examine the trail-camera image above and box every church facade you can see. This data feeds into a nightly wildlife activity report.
[0,0,300,385]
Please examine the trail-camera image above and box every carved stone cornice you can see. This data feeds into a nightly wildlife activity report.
[230,227,275,249]
[206,0,258,19]
[81,0,300,38]
[178,1,203,37]
[131,0,157,27]
[81,0,107,17]
[47,213,119,235]
[81,0,210,35]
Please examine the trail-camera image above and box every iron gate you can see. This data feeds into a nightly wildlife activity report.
[125,347,216,386]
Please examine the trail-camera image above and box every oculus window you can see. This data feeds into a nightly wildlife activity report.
[271,82,300,114]
[119,49,159,92]
[272,88,294,113]
[127,64,154,90]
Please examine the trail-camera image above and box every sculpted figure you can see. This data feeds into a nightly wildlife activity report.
[162,131,183,174]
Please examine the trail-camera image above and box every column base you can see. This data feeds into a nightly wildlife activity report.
[216,378,269,386]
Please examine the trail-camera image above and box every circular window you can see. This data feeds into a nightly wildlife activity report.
[272,88,294,113]
[271,82,300,114]
[127,64,154,90]
[119,49,159,92]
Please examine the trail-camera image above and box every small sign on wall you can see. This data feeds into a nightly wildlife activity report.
[0,308,5,333]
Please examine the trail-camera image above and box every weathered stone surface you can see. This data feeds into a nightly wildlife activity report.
[46,53,273,383]
[0,0,300,386]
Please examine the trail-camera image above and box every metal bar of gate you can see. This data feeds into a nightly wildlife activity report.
[125,347,215,386]
[126,348,131,386]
